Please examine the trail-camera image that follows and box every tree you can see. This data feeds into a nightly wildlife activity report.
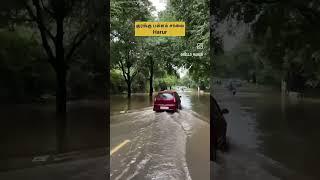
[146,37,180,96]
[214,0,320,90]
[2,0,104,152]
[147,55,154,96]
[110,0,153,97]
[0,29,52,101]
[162,0,211,87]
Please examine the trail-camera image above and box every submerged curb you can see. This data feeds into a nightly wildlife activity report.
[0,147,108,172]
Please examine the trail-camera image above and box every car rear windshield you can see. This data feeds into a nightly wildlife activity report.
[156,93,174,99]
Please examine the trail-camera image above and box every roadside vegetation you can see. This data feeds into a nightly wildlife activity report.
[110,0,210,96]
[213,0,320,95]
[0,0,106,153]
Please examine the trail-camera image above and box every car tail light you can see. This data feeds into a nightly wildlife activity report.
[173,98,176,103]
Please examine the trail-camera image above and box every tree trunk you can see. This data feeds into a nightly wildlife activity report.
[149,58,154,97]
[56,69,67,153]
[149,76,153,96]
[55,14,67,153]
[127,79,131,98]
[252,72,256,84]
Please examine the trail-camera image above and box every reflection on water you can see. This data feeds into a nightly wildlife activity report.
[110,94,154,114]
[255,92,320,178]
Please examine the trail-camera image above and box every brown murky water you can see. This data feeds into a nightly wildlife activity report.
[110,89,210,180]
[0,99,107,160]
[110,90,210,121]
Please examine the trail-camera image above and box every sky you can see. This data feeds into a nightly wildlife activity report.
[150,0,167,17]
[177,67,188,78]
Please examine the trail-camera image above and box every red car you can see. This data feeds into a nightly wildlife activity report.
[153,90,181,112]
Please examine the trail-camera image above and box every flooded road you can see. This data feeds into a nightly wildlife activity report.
[110,91,210,122]
[110,90,210,180]
[0,99,107,159]
[213,84,320,179]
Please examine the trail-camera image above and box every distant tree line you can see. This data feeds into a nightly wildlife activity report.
[213,0,320,93]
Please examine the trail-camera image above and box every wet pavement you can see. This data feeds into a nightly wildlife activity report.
[213,83,320,179]
[110,89,210,180]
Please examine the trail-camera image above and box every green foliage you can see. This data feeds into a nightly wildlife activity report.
[163,0,210,84]
[154,74,178,91]
[0,0,107,104]
[178,75,197,88]
[111,0,154,95]
[110,69,126,93]
[0,0,107,101]
[216,0,320,88]
[0,29,55,101]
[110,0,210,93]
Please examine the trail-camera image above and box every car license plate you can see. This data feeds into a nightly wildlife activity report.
[160,106,169,110]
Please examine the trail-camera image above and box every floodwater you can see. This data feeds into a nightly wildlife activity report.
[0,99,107,160]
[110,90,210,180]
[110,91,210,122]
[213,84,320,179]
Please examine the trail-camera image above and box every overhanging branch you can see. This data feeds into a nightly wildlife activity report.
[65,22,99,61]
[24,0,56,68]
[24,1,55,41]
[40,0,55,17]
[119,60,128,82]
[131,68,139,80]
